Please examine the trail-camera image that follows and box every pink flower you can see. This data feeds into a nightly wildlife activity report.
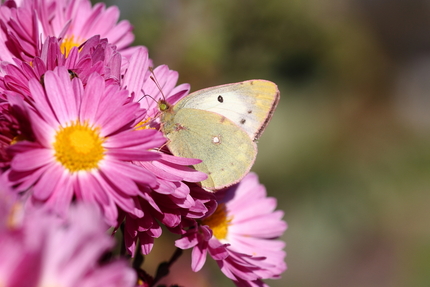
[0,35,123,171]
[0,187,136,287]
[0,35,123,94]
[176,173,287,287]
[1,34,216,255]
[6,66,165,226]
[0,0,135,62]
[123,182,217,256]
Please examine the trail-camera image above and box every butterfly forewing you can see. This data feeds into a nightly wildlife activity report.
[174,80,279,140]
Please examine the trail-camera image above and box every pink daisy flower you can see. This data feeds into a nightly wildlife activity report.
[0,0,135,62]
[1,35,215,255]
[123,182,217,256]
[6,66,166,226]
[0,35,114,170]
[176,173,287,287]
[0,187,136,287]
[0,35,123,95]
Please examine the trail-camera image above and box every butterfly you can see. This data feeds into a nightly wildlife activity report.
[159,80,279,190]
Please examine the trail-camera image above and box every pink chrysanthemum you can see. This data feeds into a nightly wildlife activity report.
[0,186,136,287]
[0,0,135,62]
[176,173,287,287]
[1,34,216,254]
[0,34,131,184]
[6,66,166,225]
[0,35,123,95]
[123,182,217,256]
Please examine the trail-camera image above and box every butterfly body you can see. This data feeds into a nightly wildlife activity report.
[160,80,279,190]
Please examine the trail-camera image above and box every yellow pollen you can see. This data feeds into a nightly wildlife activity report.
[135,117,154,130]
[60,35,83,57]
[201,203,232,240]
[10,134,26,145]
[53,121,105,172]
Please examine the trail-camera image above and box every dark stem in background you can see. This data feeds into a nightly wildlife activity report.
[119,222,129,257]
[118,222,183,286]
[150,247,183,287]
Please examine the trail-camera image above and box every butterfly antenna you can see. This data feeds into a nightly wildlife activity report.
[137,90,157,104]
[149,66,167,102]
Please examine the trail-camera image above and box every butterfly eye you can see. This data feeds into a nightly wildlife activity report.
[158,100,169,112]
[217,95,223,103]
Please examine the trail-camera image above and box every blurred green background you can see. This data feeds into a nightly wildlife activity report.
[97,0,430,286]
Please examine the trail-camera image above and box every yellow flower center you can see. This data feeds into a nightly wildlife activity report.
[60,35,83,57]
[135,117,153,130]
[53,121,105,172]
[201,203,232,240]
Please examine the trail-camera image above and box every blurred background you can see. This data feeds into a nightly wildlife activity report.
[97,0,430,286]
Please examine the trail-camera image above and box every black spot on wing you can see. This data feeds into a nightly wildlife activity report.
[240,119,246,124]
[217,95,223,103]
[247,110,252,114]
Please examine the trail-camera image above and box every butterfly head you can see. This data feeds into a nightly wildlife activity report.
[158,99,171,113]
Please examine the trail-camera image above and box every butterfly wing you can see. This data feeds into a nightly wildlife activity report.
[163,108,257,190]
[174,80,280,140]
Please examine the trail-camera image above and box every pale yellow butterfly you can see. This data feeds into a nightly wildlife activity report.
[159,80,280,190]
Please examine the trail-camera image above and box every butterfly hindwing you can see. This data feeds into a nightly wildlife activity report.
[164,108,257,190]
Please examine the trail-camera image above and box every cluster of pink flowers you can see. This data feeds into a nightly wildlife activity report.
[0,181,136,287]
[0,0,287,286]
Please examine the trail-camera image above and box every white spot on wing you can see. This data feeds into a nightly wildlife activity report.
[212,135,221,145]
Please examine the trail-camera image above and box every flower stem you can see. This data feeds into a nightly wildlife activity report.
[150,248,183,287]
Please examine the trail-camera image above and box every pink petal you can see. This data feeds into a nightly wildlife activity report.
[11,148,53,171]
[191,242,208,272]
[32,162,64,200]
[121,47,149,96]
